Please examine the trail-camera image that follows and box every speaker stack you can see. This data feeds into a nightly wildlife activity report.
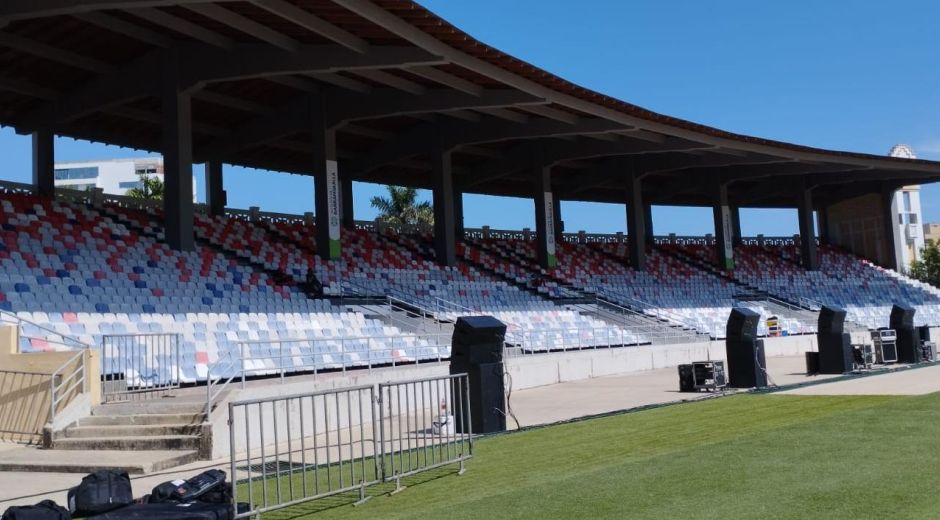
[890,304,918,364]
[450,316,507,434]
[725,307,767,388]
[817,305,854,374]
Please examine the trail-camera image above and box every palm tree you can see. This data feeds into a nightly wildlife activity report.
[370,185,434,227]
[126,174,164,201]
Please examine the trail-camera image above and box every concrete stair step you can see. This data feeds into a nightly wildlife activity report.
[62,423,202,439]
[54,435,202,451]
[80,412,205,426]
[93,401,206,416]
[0,450,199,475]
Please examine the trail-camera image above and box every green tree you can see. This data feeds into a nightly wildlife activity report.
[126,174,164,201]
[370,185,433,227]
[910,240,940,287]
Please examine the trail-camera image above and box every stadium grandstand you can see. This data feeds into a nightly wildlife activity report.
[1,0,940,516]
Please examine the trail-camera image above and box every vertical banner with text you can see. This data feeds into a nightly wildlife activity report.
[721,205,734,270]
[326,161,341,259]
[544,192,557,268]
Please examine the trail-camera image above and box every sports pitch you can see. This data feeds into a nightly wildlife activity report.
[267,391,940,520]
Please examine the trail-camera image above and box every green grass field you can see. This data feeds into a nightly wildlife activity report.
[259,392,940,519]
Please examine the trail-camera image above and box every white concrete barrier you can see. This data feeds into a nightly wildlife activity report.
[505,335,819,391]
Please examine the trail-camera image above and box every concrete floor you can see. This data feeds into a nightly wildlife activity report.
[508,354,838,427]
[0,355,935,509]
[781,362,940,396]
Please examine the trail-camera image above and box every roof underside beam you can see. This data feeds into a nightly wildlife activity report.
[559,154,791,196]
[458,136,712,189]
[14,44,445,133]
[0,0,234,22]
[250,0,368,53]
[344,116,629,177]
[195,87,543,162]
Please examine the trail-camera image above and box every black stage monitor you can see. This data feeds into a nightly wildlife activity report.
[890,304,918,364]
[725,307,767,388]
[450,316,507,434]
[817,305,853,374]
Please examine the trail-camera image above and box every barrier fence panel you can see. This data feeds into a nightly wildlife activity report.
[377,374,472,492]
[100,334,181,402]
[228,385,380,519]
[227,375,472,517]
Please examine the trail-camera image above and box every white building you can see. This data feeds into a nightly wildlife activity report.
[888,145,925,272]
[53,157,196,200]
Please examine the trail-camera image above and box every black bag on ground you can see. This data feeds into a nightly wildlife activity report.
[148,470,227,504]
[1,500,71,520]
[90,502,240,520]
[67,470,133,517]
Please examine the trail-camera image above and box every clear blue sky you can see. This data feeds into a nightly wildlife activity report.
[1,0,938,236]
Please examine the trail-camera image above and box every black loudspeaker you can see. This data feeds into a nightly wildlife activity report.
[816,306,854,374]
[450,316,507,434]
[452,316,506,367]
[678,364,694,392]
[725,307,768,388]
[918,326,931,343]
[890,304,918,363]
[805,351,819,375]
[818,305,846,336]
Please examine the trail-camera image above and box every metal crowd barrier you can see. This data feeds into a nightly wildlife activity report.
[227,374,471,518]
[100,333,181,402]
[377,374,472,492]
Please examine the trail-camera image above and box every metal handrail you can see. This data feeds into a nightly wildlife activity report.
[593,295,704,342]
[205,349,242,416]
[205,332,453,414]
[798,296,824,311]
[0,309,93,350]
[49,349,87,425]
[595,291,703,332]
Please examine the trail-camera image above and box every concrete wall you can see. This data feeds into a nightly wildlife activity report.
[0,325,100,443]
[504,335,818,390]
[828,193,891,266]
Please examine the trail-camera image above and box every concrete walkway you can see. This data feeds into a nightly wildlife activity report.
[508,354,837,427]
[780,362,940,396]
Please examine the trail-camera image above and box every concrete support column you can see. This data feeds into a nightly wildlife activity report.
[162,74,195,252]
[625,171,646,270]
[340,177,354,228]
[204,161,225,217]
[311,99,340,261]
[713,182,734,270]
[881,189,899,270]
[453,185,465,241]
[817,205,830,245]
[532,147,557,269]
[31,131,55,198]
[730,206,743,246]
[431,138,457,267]
[797,184,818,270]
[644,203,654,248]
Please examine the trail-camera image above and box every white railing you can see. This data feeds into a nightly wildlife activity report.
[0,310,94,351]
[205,333,452,415]
[49,349,87,424]
[205,349,241,415]
[593,296,706,343]
[798,296,824,311]
[595,291,703,333]
[504,326,648,354]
